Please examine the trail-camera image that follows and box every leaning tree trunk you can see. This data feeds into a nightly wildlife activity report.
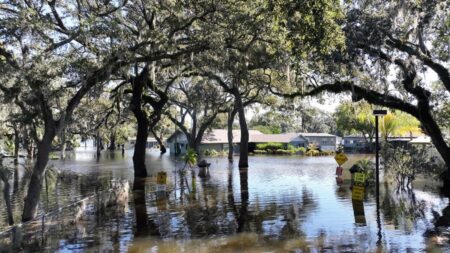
[227,109,237,162]
[418,105,450,184]
[150,128,166,154]
[22,123,56,222]
[234,90,249,168]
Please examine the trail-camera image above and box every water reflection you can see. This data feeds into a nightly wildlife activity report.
[0,152,449,252]
[133,177,159,237]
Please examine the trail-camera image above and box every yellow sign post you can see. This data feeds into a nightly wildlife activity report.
[157,172,167,185]
[353,172,366,184]
[352,186,365,201]
[334,153,348,166]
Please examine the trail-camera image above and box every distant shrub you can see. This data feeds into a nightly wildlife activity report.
[49,152,59,160]
[256,142,284,153]
[320,150,335,156]
[355,159,375,183]
[256,143,267,150]
[217,150,228,157]
[305,150,320,156]
[203,149,219,157]
[297,147,306,153]
[254,150,268,154]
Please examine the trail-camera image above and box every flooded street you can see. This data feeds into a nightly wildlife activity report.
[0,150,449,252]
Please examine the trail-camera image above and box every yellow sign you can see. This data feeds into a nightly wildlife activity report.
[352,186,365,201]
[354,172,366,183]
[334,153,348,166]
[157,172,167,185]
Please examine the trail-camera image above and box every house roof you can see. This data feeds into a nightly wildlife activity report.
[300,133,336,137]
[202,129,264,144]
[250,133,302,143]
[343,135,368,139]
[409,136,431,144]
[128,137,159,142]
[167,129,337,145]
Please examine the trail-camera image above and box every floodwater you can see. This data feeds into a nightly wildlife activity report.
[0,149,449,252]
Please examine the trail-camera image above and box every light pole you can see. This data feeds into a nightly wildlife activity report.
[373,109,387,246]
[373,109,387,195]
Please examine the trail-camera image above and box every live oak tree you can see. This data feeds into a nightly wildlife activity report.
[0,0,131,221]
[0,0,182,221]
[270,0,450,183]
[166,78,230,154]
[188,0,285,167]
[110,0,215,177]
[125,64,177,177]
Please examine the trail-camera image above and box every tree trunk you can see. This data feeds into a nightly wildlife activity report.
[2,178,13,225]
[227,109,237,162]
[130,67,151,178]
[60,129,66,160]
[419,106,450,180]
[22,124,56,222]
[188,137,201,155]
[13,129,19,165]
[109,132,116,150]
[150,128,166,154]
[27,142,34,160]
[234,91,249,168]
[133,115,149,177]
[96,131,101,158]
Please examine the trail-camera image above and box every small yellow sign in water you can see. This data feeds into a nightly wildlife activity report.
[334,153,348,166]
[157,171,167,184]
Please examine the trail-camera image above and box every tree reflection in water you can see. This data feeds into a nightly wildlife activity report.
[2,155,450,252]
[237,167,249,233]
[133,176,159,237]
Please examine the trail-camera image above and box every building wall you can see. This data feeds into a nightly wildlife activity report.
[168,132,189,155]
[169,142,188,155]
[303,136,336,150]
[290,140,307,148]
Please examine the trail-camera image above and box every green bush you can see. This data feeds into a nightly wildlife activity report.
[287,144,296,150]
[217,150,228,157]
[274,149,296,155]
[256,142,284,153]
[297,147,306,153]
[255,143,267,150]
[305,150,320,156]
[203,149,219,157]
[182,148,198,170]
[254,149,268,154]
[354,159,375,183]
[320,150,335,156]
[49,152,59,160]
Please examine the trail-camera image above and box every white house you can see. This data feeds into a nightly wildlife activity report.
[166,129,338,155]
